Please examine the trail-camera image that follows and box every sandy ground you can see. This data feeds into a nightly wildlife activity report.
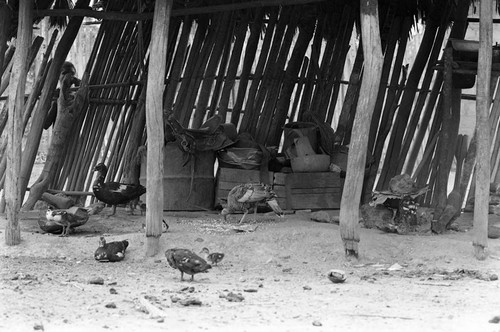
[0,208,500,332]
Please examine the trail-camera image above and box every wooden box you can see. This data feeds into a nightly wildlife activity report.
[284,172,344,210]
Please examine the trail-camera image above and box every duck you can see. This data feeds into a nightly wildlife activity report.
[92,163,146,217]
[200,247,224,266]
[94,236,129,262]
[165,248,212,281]
[45,206,72,237]
[43,206,90,236]
[221,183,284,224]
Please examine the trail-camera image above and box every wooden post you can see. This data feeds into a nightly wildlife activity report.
[339,0,383,257]
[5,0,32,245]
[19,0,90,206]
[474,0,492,260]
[145,0,171,257]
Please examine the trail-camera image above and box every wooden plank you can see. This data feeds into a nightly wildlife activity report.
[291,187,342,195]
[474,0,491,260]
[285,172,343,210]
[273,172,287,185]
[286,172,343,188]
[35,0,326,21]
[287,193,342,210]
[145,0,171,257]
[217,167,273,183]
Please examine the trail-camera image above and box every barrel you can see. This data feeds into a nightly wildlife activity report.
[139,142,215,210]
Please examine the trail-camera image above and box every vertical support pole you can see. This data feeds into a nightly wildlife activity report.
[474,0,492,259]
[5,0,32,245]
[145,0,172,256]
[339,0,383,257]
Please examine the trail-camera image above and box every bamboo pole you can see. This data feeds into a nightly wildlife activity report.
[377,19,439,189]
[145,0,171,257]
[336,45,363,145]
[268,12,314,145]
[250,7,291,136]
[239,8,278,133]
[5,0,32,245]
[163,17,192,113]
[290,56,309,122]
[297,10,324,121]
[208,15,233,118]
[193,12,230,128]
[231,8,264,125]
[340,0,383,258]
[474,0,491,260]
[218,11,250,121]
[326,6,355,125]
[258,8,299,144]
[184,15,219,128]
[173,18,208,126]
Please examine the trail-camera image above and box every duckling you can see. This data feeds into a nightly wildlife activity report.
[92,163,146,217]
[94,236,129,262]
[165,248,212,281]
[200,247,225,266]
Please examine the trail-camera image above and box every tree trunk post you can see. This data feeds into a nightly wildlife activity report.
[5,0,32,245]
[18,0,89,206]
[145,0,172,257]
[474,0,492,260]
[339,0,383,257]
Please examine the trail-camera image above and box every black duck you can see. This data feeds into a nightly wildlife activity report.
[165,248,212,281]
[93,163,146,216]
[221,183,284,224]
[94,236,129,262]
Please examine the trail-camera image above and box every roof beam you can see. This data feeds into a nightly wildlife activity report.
[34,0,325,21]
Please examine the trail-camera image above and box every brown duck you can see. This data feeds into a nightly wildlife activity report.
[221,183,284,223]
[165,248,212,281]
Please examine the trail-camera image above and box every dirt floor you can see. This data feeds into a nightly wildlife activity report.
[0,208,500,332]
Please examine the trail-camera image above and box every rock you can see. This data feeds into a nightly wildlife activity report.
[88,277,104,285]
[327,269,346,283]
[179,297,202,306]
[312,321,322,327]
[310,211,332,223]
[490,274,498,281]
[109,288,117,294]
[387,263,403,271]
[303,285,312,290]
[105,302,116,309]
[243,289,258,293]
[33,323,44,330]
[489,316,500,324]
[222,292,244,302]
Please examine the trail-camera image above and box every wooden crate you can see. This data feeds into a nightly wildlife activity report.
[215,168,274,205]
[273,172,287,209]
[285,172,344,210]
